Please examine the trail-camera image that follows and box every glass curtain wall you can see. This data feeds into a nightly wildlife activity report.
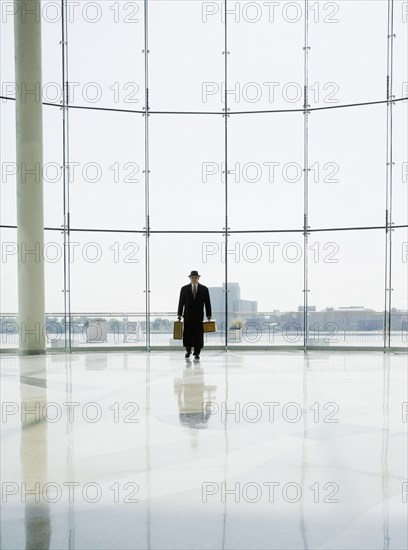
[0,0,407,351]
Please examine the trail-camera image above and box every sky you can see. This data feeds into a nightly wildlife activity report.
[0,0,407,314]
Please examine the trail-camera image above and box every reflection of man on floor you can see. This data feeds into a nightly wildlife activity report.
[177,270,212,360]
[174,366,217,430]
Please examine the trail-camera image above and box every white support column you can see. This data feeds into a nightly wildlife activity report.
[14,0,45,354]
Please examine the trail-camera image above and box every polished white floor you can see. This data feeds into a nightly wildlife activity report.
[1,350,407,550]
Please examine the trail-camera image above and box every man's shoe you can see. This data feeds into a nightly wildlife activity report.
[185,352,191,359]
[193,354,200,360]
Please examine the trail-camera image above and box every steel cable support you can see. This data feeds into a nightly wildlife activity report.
[61,0,72,352]
[143,0,151,351]
[2,95,407,115]
[384,0,395,349]
[223,0,229,351]
[303,0,310,351]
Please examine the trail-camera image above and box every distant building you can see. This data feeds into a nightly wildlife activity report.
[208,283,257,327]
[240,300,258,315]
[249,306,407,334]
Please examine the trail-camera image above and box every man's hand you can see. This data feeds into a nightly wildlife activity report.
[177,316,182,321]
[207,317,211,321]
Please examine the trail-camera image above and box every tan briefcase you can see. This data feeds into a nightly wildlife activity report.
[173,321,183,340]
[203,320,217,333]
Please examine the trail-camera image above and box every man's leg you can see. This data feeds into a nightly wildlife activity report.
[193,347,201,359]
[185,347,192,358]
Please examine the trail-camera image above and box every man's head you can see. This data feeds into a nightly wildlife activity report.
[189,270,200,284]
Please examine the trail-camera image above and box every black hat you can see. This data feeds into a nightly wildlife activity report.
[189,270,200,277]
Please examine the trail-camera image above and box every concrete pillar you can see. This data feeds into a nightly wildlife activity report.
[14,0,46,354]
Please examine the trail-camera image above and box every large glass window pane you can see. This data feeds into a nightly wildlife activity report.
[149,0,224,112]
[70,231,146,348]
[394,0,408,104]
[41,0,62,101]
[1,103,64,230]
[149,116,224,231]
[228,113,303,230]
[67,0,144,109]
[309,105,386,228]
[44,229,66,349]
[43,104,63,228]
[150,234,224,346]
[389,1,407,228]
[225,233,304,346]
[0,1,15,97]
[150,233,224,312]
[0,229,67,350]
[392,102,408,226]
[68,109,145,230]
[308,229,385,347]
[309,0,386,106]
[228,1,303,112]
[0,99,16,226]
[0,228,18,350]
[391,227,408,347]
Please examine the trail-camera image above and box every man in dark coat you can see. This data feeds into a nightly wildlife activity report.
[177,270,212,360]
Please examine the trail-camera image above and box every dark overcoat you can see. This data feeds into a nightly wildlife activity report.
[177,283,212,349]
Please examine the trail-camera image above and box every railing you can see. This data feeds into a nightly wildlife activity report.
[1,311,407,349]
